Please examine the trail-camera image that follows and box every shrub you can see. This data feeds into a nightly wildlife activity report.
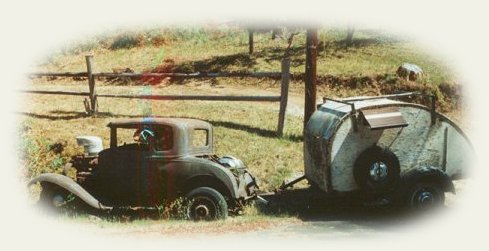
[110,33,145,50]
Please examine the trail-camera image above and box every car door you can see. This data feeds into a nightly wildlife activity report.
[139,125,175,206]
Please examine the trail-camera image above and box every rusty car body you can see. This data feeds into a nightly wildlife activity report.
[29,117,258,220]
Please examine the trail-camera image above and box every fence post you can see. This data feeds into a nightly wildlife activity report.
[277,58,290,136]
[85,55,97,114]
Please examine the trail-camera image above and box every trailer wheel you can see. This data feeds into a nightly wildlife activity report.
[404,182,445,210]
[185,187,228,221]
[354,146,400,192]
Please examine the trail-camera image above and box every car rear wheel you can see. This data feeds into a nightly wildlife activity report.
[185,187,228,221]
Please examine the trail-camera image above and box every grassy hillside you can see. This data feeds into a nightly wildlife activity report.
[38,26,454,84]
[33,26,462,111]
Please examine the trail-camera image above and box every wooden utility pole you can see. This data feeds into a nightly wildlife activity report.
[304,28,318,128]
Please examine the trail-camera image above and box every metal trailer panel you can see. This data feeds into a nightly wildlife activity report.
[305,98,473,193]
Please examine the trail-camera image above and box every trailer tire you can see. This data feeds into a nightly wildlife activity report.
[404,181,445,210]
[354,146,400,192]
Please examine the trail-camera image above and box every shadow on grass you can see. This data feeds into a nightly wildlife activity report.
[321,37,389,51]
[17,111,148,121]
[18,111,90,120]
[207,119,303,142]
[18,112,303,142]
[255,187,447,230]
[41,187,432,230]
[125,37,391,86]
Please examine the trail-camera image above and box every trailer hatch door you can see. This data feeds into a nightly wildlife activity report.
[360,108,408,130]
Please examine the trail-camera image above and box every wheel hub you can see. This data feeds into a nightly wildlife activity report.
[194,204,210,217]
[52,194,65,207]
[416,191,434,206]
[369,161,388,182]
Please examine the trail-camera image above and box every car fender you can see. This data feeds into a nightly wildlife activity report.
[28,173,112,210]
[170,157,240,198]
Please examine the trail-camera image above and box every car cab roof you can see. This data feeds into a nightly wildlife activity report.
[107,117,211,129]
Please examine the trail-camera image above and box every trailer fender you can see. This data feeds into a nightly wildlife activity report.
[28,173,112,210]
[401,167,455,194]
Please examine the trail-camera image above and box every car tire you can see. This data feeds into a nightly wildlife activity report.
[185,187,228,221]
[404,181,445,210]
[353,146,400,192]
[39,183,70,212]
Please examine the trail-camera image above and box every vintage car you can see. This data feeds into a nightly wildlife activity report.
[29,118,258,220]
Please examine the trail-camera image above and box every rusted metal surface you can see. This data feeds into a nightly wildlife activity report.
[29,118,258,214]
[107,117,214,158]
[304,95,473,193]
[28,173,112,210]
[278,175,306,191]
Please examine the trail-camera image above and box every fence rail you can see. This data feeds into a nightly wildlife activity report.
[23,55,291,136]
[29,72,282,78]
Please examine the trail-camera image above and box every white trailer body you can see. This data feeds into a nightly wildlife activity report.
[304,96,473,194]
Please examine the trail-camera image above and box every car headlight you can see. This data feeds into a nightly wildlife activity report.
[218,155,246,169]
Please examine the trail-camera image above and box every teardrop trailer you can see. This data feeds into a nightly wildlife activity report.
[275,92,473,210]
[29,92,474,220]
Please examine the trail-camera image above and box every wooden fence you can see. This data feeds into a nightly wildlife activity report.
[23,55,291,136]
